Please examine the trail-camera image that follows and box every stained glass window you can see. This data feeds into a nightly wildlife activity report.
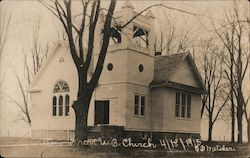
[53,80,70,93]
[53,96,57,116]
[59,96,63,116]
[52,80,70,117]
[65,95,70,116]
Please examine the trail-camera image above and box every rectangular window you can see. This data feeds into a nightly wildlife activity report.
[181,94,186,117]
[187,95,191,118]
[141,96,145,116]
[175,93,180,117]
[134,95,139,115]
[175,92,191,118]
[134,95,145,116]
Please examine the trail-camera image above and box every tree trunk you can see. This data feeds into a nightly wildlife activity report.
[248,118,250,144]
[208,116,213,142]
[72,91,92,143]
[74,107,88,142]
[237,111,243,144]
[231,97,235,143]
[230,47,235,143]
[237,90,244,144]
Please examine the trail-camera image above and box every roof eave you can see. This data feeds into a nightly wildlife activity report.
[149,81,206,94]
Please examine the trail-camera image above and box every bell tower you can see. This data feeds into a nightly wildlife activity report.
[92,0,155,130]
[108,0,155,56]
[97,0,155,86]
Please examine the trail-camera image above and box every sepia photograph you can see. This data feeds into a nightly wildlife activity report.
[0,0,249,157]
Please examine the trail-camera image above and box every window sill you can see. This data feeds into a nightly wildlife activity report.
[134,114,145,118]
[174,116,191,121]
[52,115,70,118]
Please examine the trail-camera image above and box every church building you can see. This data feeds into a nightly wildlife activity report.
[28,1,205,141]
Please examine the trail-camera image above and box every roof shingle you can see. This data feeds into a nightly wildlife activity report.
[153,53,188,84]
[151,52,206,93]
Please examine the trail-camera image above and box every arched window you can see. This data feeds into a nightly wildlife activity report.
[52,96,57,116]
[52,80,70,116]
[53,80,70,93]
[59,96,63,116]
[65,95,70,116]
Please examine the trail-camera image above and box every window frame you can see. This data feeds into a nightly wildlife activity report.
[175,92,192,119]
[58,95,63,116]
[181,93,186,118]
[134,95,140,115]
[186,94,191,118]
[175,92,180,117]
[134,94,146,117]
[65,94,70,116]
[52,96,57,116]
[52,80,70,117]
[140,96,145,116]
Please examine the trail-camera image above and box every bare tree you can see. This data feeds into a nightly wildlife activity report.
[0,3,11,59]
[213,2,249,143]
[199,38,230,142]
[154,11,197,55]
[0,2,11,134]
[0,3,11,89]
[41,0,117,142]
[41,0,213,143]
[245,12,250,145]
[4,21,49,127]
[243,96,250,144]
[219,44,236,143]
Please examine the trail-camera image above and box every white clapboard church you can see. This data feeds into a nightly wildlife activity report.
[28,1,205,141]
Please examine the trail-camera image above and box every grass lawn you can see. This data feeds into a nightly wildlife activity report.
[0,137,249,158]
[1,145,249,158]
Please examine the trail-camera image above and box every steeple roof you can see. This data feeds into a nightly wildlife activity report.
[122,0,134,9]
[146,10,155,19]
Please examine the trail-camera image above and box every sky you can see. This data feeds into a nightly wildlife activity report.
[0,0,249,141]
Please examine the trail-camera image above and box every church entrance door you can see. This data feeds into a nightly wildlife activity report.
[94,100,109,125]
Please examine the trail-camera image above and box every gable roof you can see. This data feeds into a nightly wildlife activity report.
[27,42,67,92]
[27,41,90,92]
[150,52,206,93]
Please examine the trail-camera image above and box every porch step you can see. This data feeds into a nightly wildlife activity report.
[87,126,101,132]
[87,125,124,139]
